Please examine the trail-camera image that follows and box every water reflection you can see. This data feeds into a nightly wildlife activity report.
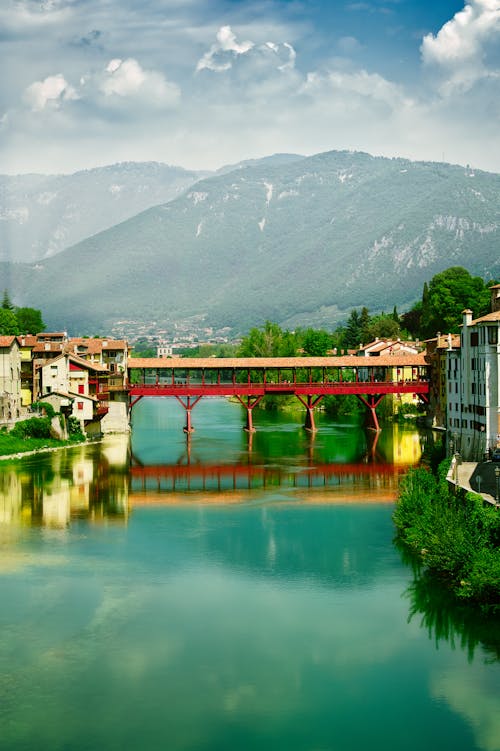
[405,570,500,663]
[1,399,442,526]
[0,403,498,751]
[0,437,130,527]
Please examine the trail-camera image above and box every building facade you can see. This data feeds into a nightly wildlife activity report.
[446,285,500,459]
[0,336,22,425]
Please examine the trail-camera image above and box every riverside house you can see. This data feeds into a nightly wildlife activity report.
[0,335,21,425]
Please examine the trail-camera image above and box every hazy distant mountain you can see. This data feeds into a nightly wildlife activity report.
[0,162,207,262]
[216,153,305,175]
[5,150,500,334]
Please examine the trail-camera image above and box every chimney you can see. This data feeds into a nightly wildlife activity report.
[462,309,473,327]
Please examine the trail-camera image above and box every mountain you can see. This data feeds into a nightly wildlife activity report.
[4,150,500,335]
[0,162,207,262]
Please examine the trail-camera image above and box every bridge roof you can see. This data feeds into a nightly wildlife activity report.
[128,354,428,369]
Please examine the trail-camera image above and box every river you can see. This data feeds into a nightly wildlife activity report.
[0,397,499,751]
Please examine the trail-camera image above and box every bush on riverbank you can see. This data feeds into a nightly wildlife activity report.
[0,412,86,457]
[393,461,500,611]
[10,416,52,439]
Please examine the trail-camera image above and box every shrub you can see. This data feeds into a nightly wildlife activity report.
[10,416,52,439]
[394,459,500,610]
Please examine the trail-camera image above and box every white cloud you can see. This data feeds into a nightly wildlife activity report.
[99,58,180,106]
[24,73,78,111]
[421,0,500,91]
[4,2,500,175]
[301,68,412,111]
[196,25,296,79]
[196,25,254,72]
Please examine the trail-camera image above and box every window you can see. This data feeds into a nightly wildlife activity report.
[470,332,479,346]
[488,327,498,345]
[77,401,84,411]
[78,384,84,394]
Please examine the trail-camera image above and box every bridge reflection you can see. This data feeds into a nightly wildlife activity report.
[129,455,408,504]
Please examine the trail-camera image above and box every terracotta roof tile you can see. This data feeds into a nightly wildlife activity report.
[128,354,429,369]
[0,335,16,347]
[471,311,500,324]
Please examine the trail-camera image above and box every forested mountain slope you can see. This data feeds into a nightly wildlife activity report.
[5,150,500,334]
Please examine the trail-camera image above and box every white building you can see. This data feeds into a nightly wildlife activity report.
[0,335,22,424]
[447,285,500,459]
[157,341,173,358]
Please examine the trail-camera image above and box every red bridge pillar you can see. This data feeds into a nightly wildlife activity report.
[175,396,202,434]
[356,394,384,432]
[235,395,264,432]
[296,394,324,432]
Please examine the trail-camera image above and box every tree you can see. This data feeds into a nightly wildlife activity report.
[14,307,45,334]
[0,308,19,335]
[420,267,492,339]
[364,313,401,341]
[300,328,332,356]
[238,321,296,357]
[1,289,14,310]
[342,309,362,349]
[400,302,422,339]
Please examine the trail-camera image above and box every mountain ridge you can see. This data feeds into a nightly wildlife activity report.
[3,149,500,335]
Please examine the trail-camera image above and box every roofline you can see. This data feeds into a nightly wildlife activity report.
[128,354,429,369]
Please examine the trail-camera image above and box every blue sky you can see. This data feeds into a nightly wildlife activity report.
[1,0,499,173]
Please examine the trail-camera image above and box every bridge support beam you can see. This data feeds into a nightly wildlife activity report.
[296,394,324,432]
[175,395,202,433]
[129,394,144,410]
[356,394,384,432]
[235,395,264,432]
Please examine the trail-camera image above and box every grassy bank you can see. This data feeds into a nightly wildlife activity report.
[393,460,500,612]
[0,412,86,459]
[0,432,86,459]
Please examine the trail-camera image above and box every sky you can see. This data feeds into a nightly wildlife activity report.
[1,0,500,174]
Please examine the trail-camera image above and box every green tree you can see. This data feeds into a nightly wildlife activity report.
[238,321,296,357]
[342,309,362,349]
[400,301,422,339]
[1,289,14,310]
[300,328,332,356]
[14,307,45,334]
[364,313,401,341]
[0,308,19,335]
[420,267,492,339]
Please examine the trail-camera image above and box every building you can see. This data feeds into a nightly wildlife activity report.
[425,332,460,431]
[157,341,173,358]
[446,285,500,459]
[37,353,109,431]
[0,336,21,425]
[357,338,421,357]
[17,335,38,407]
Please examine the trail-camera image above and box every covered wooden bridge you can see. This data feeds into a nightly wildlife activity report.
[127,354,430,433]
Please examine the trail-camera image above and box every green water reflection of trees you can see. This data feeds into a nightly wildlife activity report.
[404,566,500,663]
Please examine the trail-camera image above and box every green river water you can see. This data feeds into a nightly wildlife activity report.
[0,397,499,751]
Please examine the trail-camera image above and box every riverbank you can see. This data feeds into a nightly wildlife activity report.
[0,435,92,462]
[394,460,500,611]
